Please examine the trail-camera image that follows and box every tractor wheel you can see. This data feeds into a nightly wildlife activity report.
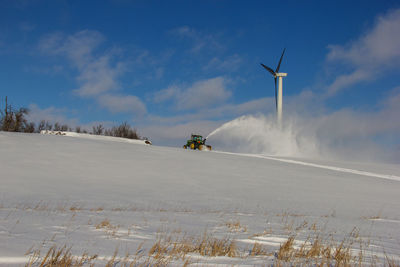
[190,143,195,149]
[183,145,187,149]
[199,144,204,150]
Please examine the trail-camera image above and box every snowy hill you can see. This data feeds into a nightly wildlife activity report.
[1,132,399,265]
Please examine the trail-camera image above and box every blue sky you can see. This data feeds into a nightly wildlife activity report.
[1,0,400,149]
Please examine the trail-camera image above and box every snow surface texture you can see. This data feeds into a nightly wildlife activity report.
[40,130,151,145]
[1,132,400,265]
[207,114,398,163]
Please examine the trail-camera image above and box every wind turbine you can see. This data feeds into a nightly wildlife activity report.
[260,48,287,126]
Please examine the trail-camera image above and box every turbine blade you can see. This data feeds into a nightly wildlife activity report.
[260,63,276,76]
[275,48,286,73]
[274,77,277,111]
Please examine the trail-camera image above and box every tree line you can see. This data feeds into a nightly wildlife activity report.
[0,97,141,140]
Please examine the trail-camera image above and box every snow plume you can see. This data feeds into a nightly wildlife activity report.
[207,115,319,158]
[206,113,397,163]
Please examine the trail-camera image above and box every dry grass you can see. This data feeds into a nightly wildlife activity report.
[94,218,121,238]
[274,228,361,265]
[148,231,238,260]
[249,242,271,256]
[225,220,247,232]
[385,254,400,267]
[95,219,115,230]
[8,203,398,266]
[26,245,97,267]
[24,227,399,266]
[25,244,171,267]
[250,229,273,238]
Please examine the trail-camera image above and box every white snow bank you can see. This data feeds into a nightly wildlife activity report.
[40,130,152,145]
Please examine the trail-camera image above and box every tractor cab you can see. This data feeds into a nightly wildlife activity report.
[192,135,202,142]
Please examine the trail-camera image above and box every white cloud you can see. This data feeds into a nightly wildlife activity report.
[153,77,232,111]
[325,9,400,95]
[204,54,242,72]
[178,77,231,110]
[38,30,147,116]
[325,69,372,96]
[39,30,105,67]
[74,54,124,97]
[153,85,179,103]
[97,94,147,116]
[39,30,123,97]
[26,104,79,126]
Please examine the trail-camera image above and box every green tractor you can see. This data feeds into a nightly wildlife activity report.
[183,134,212,151]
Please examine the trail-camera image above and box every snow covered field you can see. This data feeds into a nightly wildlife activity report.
[1,131,400,265]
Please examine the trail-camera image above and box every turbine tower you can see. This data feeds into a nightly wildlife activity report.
[260,48,287,126]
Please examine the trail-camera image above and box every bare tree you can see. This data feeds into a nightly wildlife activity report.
[104,122,139,140]
[0,97,30,132]
[24,122,36,133]
[0,97,145,140]
[53,122,61,131]
[92,124,104,135]
[37,120,46,132]
[45,121,53,130]
[60,124,69,131]
[13,107,29,132]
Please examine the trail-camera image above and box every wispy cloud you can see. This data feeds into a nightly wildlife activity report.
[38,30,147,116]
[39,30,122,97]
[27,104,79,126]
[325,8,400,96]
[147,97,273,126]
[153,76,232,111]
[74,54,124,97]
[19,21,35,32]
[203,54,242,72]
[169,26,224,54]
[97,94,147,116]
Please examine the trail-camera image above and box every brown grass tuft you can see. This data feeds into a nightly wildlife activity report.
[249,242,270,256]
[148,231,238,259]
[26,245,97,267]
[95,219,115,230]
[225,220,247,232]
